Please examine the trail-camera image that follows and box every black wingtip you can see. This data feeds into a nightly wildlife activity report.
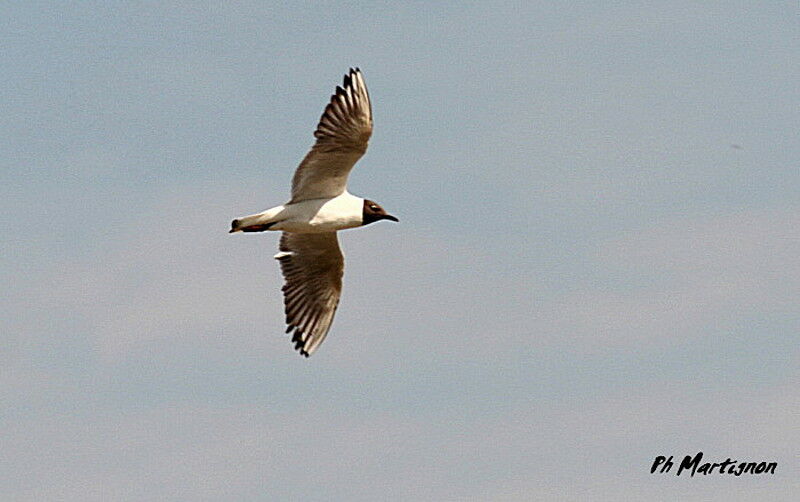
[346,67,361,84]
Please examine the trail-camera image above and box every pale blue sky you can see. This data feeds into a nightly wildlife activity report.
[2,2,799,500]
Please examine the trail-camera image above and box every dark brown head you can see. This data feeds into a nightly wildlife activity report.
[362,199,398,226]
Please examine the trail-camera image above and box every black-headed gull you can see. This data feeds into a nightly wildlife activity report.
[230,68,398,357]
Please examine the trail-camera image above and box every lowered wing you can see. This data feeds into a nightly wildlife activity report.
[274,232,344,356]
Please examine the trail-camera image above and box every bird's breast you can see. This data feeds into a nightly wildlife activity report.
[274,193,363,233]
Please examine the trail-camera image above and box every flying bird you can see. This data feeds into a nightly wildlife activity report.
[230,68,398,357]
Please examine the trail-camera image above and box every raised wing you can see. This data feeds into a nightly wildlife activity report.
[290,68,373,202]
[274,232,344,357]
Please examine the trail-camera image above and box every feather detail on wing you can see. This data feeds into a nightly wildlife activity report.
[289,68,373,202]
[274,232,344,357]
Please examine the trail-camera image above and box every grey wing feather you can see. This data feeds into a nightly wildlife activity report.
[290,68,373,202]
[274,232,344,357]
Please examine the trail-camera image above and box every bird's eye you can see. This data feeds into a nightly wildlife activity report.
[370,205,379,211]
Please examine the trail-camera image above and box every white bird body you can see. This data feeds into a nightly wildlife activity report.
[234,192,364,233]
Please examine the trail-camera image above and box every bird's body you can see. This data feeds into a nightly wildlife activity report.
[231,191,364,234]
[230,68,397,357]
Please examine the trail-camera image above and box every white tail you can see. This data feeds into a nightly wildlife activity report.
[230,206,286,233]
